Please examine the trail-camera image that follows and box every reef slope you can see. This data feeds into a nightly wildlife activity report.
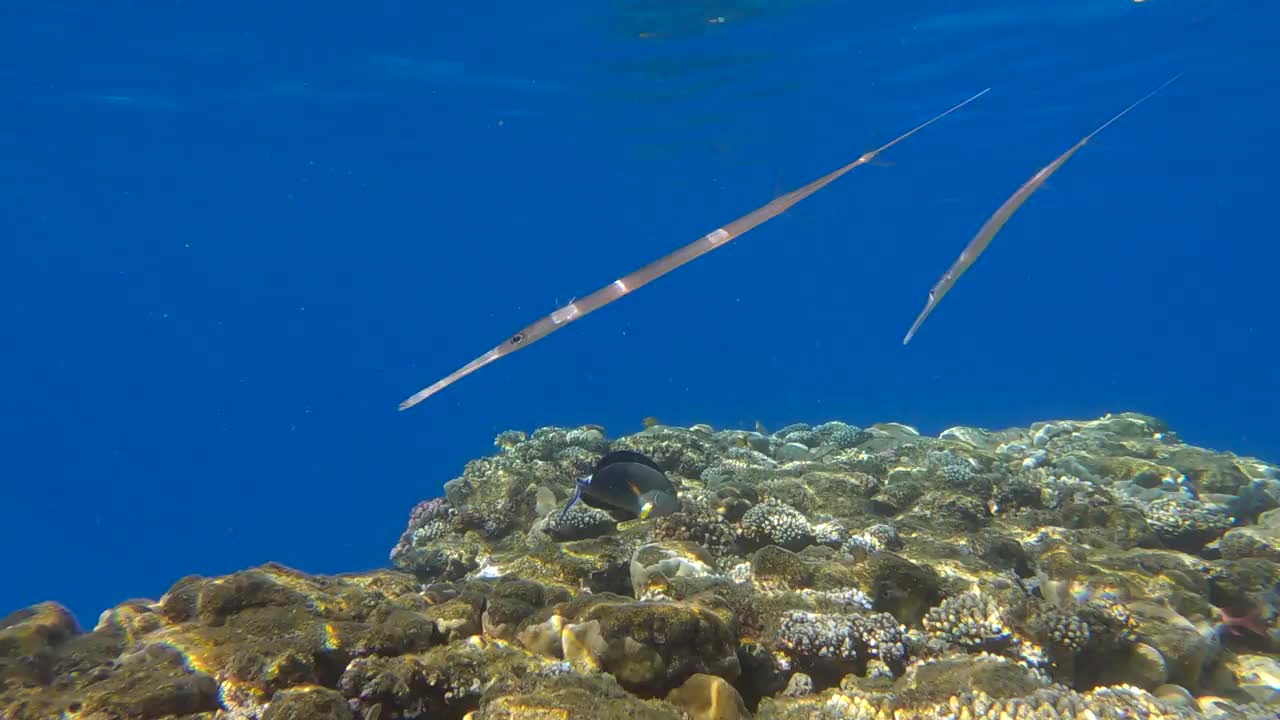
[3,413,1278,720]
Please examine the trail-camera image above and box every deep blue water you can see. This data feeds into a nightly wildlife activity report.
[2,1,1274,624]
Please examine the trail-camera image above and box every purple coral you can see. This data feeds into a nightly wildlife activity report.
[389,497,454,561]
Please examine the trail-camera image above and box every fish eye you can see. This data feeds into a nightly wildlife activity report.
[509,333,525,345]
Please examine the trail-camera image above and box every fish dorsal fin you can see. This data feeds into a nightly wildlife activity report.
[595,449,664,474]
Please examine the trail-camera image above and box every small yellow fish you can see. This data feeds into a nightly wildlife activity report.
[643,416,661,429]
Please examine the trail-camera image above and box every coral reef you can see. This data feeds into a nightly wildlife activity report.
[2,412,1279,719]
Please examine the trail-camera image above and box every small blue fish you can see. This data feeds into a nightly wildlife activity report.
[560,450,679,521]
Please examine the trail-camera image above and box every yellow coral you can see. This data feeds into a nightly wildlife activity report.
[561,619,607,672]
[666,673,751,720]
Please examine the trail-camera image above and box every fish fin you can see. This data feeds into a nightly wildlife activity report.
[596,450,664,474]
[628,480,644,496]
[639,501,654,520]
[559,485,583,521]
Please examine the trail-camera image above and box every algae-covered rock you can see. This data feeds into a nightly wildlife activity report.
[339,638,548,717]
[78,643,220,719]
[537,593,742,695]
[478,670,685,719]
[750,546,861,595]
[0,601,80,689]
[1219,523,1280,563]
[261,684,351,720]
[853,552,944,625]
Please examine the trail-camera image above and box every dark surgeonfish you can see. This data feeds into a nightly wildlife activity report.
[560,450,680,521]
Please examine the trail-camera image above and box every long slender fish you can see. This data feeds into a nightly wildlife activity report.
[901,73,1182,346]
[400,88,991,411]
